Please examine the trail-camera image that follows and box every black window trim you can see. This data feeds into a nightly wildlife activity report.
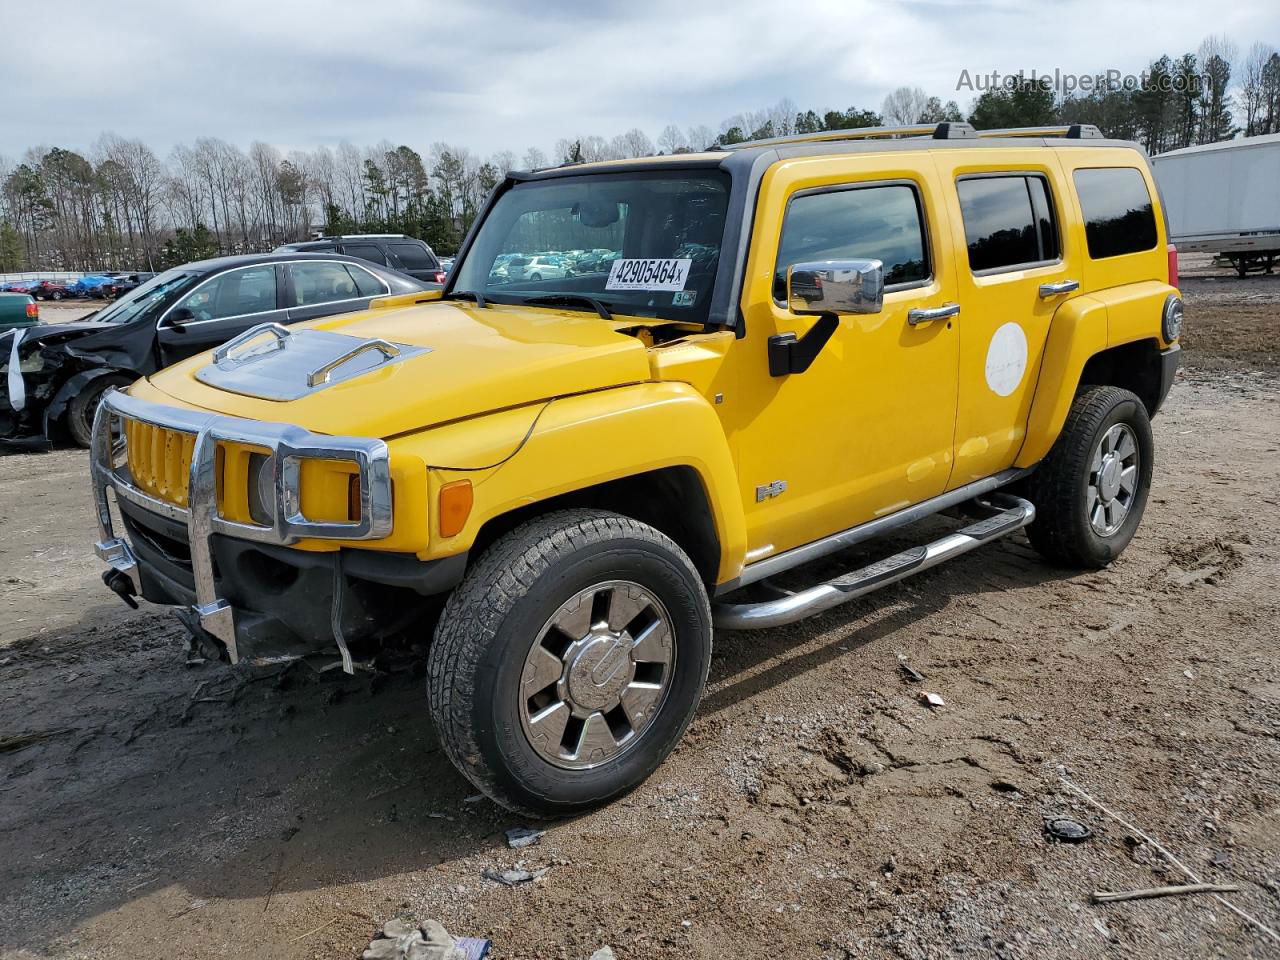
[1072,164,1160,261]
[955,171,1063,278]
[772,177,935,308]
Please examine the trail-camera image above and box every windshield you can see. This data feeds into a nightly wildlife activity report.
[93,269,202,324]
[452,170,730,323]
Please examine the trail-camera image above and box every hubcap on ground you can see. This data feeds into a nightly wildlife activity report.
[1088,423,1139,537]
[519,580,675,770]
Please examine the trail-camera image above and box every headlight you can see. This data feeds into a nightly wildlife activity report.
[1162,294,1183,343]
[246,452,275,526]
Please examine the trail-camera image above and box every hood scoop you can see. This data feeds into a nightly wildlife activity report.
[194,323,430,402]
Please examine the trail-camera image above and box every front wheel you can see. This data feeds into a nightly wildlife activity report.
[427,509,712,817]
[66,374,131,448]
[1026,385,1154,568]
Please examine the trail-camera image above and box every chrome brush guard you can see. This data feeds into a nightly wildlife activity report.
[90,389,393,664]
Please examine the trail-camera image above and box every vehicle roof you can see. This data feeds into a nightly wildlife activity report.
[511,124,1146,182]
[178,251,402,271]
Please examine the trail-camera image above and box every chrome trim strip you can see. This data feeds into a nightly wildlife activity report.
[714,494,1035,630]
[90,389,396,664]
[718,468,1029,594]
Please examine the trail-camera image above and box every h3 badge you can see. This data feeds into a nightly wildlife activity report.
[755,479,788,502]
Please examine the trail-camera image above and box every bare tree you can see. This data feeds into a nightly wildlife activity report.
[657,124,686,154]
[881,86,932,125]
[1241,42,1276,135]
[522,146,548,170]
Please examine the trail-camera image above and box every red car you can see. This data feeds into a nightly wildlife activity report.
[29,280,72,301]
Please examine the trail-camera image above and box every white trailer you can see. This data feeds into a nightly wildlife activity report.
[1151,133,1280,277]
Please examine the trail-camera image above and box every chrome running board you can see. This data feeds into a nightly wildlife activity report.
[712,494,1035,631]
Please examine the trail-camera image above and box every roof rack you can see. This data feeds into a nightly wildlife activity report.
[713,121,1105,151]
[713,122,977,150]
[975,124,1104,140]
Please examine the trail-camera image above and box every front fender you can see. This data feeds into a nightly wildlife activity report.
[393,382,747,584]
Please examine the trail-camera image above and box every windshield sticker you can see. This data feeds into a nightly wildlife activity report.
[672,290,697,307]
[606,258,692,291]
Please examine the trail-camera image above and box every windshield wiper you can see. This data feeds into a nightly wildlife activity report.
[523,294,613,321]
[448,290,488,308]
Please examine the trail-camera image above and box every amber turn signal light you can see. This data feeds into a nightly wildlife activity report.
[438,479,473,538]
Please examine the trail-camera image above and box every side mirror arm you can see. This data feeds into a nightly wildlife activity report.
[768,312,838,377]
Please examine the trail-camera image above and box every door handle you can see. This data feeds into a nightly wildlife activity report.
[1038,279,1080,298]
[907,303,960,326]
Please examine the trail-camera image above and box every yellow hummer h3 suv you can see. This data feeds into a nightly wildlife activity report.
[91,122,1182,816]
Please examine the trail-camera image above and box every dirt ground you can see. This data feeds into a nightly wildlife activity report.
[2,256,1279,960]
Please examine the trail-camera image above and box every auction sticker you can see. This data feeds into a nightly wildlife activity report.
[606,258,692,291]
[985,322,1028,397]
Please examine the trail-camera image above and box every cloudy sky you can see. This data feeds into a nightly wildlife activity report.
[2,0,1275,161]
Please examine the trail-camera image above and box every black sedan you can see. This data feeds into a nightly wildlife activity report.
[0,253,428,449]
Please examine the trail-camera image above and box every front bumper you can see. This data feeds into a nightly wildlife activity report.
[90,389,396,664]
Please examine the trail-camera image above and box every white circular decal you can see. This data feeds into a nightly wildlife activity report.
[985,322,1028,397]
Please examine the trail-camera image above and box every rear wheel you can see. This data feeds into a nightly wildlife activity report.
[66,374,131,449]
[427,509,712,817]
[1026,385,1154,568]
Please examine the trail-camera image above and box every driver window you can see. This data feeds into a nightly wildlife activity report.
[774,183,930,302]
[173,266,276,322]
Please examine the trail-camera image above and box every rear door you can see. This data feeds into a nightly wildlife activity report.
[156,263,286,366]
[931,150,1078,488]
[284,260,390,323]
[384,240,441,282]
[338,241,391,268]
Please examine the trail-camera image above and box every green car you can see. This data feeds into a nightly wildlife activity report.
[0,292,39,332]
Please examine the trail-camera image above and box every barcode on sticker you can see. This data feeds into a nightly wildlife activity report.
[605,258,692,291]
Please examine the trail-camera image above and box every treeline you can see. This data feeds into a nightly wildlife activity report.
[2,34,1275,273]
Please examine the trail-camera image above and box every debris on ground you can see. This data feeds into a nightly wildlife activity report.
[505,826,546,849]
[363,918,490,960]
[1045,817,1093,843]
[1093,882,1241,903]
[588,949,616,960]
[897,655,926,682]
[482,864,550,886]
[920,691,945,708]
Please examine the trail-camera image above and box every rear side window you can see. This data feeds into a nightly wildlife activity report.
[1073,167,1158,259]
[345,263,388,297]
[341,242,388,266]
[956,175,1059,272]
[388,241,438,270]
[774,183,929,300]
[290,261,361,305]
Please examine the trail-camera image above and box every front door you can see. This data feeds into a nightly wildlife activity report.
[732,157,961,563]
[931,152,1077,488]
[156,263,287,367]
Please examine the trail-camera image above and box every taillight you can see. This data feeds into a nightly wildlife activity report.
[433,271,447,284]
[1167,244,1179,288]
[25,302,38,319]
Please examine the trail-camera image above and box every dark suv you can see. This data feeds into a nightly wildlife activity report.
[275,234,447,285]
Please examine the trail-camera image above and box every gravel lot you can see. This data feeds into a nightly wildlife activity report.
[2,257,1278,960]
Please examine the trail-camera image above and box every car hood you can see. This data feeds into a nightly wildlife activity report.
[143,300,652,438]
[18,318,159,372]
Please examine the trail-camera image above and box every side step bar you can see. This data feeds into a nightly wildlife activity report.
[712,494,1035,631]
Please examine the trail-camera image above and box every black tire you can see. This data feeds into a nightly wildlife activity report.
[427,509,712,818]
[530,273,542,281]
[66,375,131,449]
[1026,385,1154,569]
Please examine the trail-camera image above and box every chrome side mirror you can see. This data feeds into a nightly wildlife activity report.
[786,259,884,315]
